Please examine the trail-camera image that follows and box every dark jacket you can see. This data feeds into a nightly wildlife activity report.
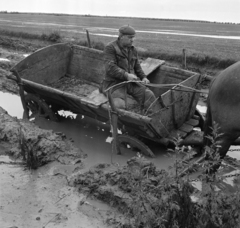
[103,39,146,85]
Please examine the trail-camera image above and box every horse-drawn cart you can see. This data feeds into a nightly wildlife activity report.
[7,43,205,157]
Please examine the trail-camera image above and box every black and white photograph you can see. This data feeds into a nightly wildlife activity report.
[0,1,240,227]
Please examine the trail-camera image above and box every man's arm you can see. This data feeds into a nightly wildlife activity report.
[133,53,146,80]
[104,44,128,81]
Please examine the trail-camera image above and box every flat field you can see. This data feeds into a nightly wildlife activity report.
[0,13,240,62]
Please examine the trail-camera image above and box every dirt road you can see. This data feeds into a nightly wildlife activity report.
[0,42,122,227]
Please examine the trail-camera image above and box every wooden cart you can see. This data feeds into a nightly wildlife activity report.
[8,43,204,157]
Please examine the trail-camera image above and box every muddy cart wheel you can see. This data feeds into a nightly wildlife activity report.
[117,135,155,158]
[24,94,58,121]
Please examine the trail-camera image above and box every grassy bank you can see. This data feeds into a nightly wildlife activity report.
[0,12,239,71]
[0,28,237,71]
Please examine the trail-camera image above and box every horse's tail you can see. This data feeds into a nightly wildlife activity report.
[203,98,212,147]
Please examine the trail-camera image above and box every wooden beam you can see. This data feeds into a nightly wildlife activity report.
[86,30,92,48]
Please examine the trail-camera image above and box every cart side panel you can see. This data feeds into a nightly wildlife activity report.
[68,45,105,85]
[20,79,109,121]
[10,43,71,85]
[150,73,201,137]
[148,65,198,97]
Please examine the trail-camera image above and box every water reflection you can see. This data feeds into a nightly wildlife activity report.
[0,91,23,118]
[196,104,207,114]
[1,91,240,173]
[60,27,240,40]
[34,115,175,170]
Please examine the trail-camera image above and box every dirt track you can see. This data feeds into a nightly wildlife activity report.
[0,39,124,227]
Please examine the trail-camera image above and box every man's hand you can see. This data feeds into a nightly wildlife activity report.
[142,77,150,84]
[126,73,138,81]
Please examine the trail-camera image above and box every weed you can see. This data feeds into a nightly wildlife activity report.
[123,133,240,227]
[74,129,240,228]
[18,126,42,169]
[0,29,41,40]
[41,30,62,42]
[74,39,105,50]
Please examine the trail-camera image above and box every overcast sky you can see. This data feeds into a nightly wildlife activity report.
[1,0,240,23]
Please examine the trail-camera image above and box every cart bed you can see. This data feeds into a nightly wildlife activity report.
[9,43,202,144]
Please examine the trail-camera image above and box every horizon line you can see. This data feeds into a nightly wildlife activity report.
[0,11,239,25]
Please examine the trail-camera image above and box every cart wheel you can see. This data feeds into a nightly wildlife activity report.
[117,135,155,158]
[24,94,58,121]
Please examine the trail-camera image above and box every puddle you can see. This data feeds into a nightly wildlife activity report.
[62,28,240,40]
[34,115,174,171]
[0,91,23,118]
[0,155,110,228]
[43,24,240,40]
[1,91,240,218]
[1,18,240,40]
[0,58,10,62]
[1,91,240,170]
[0,92,174,170]
[196,104,207,114]
[134,29,240,40]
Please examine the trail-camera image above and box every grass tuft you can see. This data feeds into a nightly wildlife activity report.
[41,30,62,42]
[138,49,236,70]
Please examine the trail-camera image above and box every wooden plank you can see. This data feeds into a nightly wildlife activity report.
[22,58,69,85]
[180,130,203,146]
[149,117,171,138]
[81,97,99,109]
[192,114,200,120]
[147,65,195,98]
[179,123,194,133]
[159,73,201,132]
[140,58,165,76]
[11,43,71,85]
[185,118,199,126]
[186,82,201,120]
[69,46,105,85]
[161,65,197,77]
[147,72,201,137]
[11,43,71,73]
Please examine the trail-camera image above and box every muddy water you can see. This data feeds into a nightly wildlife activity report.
[0,91,23,118]
[34,115,174,171]
[0,92,174,170]
[2,92,240,227]
[61,28,240,40]
[1,91,240,170]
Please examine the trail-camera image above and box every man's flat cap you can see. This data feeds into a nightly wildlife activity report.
[119,25,136,35]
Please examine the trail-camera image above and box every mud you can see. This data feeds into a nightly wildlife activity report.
[0,105,85,164]
[0,45,123,227]
[0,156,123,228]
[70,155,240,227]
[0,47,24,94]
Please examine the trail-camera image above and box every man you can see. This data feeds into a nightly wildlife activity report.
[100,25,160,114]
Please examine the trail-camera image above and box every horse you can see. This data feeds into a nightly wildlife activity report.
[203,61,240,171]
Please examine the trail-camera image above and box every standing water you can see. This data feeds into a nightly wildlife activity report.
[0,91,23,118]
[0,91,174,170]
[34,115,175,170]
[1,91,240,172]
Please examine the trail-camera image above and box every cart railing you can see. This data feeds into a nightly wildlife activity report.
[105,80,206,155]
